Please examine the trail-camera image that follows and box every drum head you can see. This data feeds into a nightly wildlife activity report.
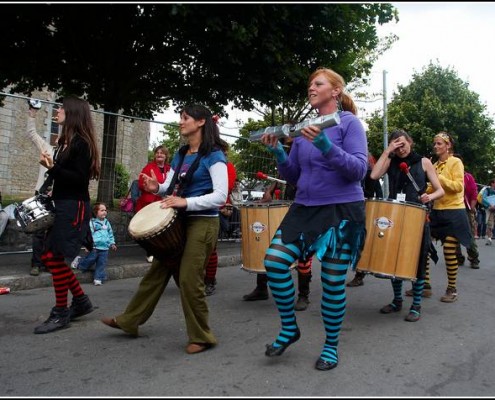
[366,198,427,211]
[21,195,38,209]
[241,200,292,208]
[128,202,175,239]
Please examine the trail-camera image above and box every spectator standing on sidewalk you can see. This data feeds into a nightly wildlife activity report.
[135,145,170,263]
[476,197,487,239]
[0,190,11,239]
[71,202,117,285]
[482,178,495,246]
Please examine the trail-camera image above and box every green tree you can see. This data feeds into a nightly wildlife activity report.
[154,123,182,162]
[0,3,397,205]
[114,163,131,199]
[366,62,495,183]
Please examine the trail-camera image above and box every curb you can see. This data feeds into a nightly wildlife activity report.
[0,254,242,292]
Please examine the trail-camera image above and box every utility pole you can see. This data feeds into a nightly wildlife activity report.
[382,70,389,198]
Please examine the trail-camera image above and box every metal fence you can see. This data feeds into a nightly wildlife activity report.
[0,91,282,252]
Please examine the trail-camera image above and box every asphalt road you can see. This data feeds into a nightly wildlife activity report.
[1,240,495,397]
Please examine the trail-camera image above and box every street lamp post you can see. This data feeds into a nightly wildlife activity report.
[382,69,389,198]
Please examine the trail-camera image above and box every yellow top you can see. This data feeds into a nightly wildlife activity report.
[427,155,465,210]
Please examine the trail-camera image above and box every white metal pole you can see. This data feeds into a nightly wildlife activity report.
[382,70,389,198]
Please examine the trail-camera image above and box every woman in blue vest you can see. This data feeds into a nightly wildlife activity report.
[101,104,228,355]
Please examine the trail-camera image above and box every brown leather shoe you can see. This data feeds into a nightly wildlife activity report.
[186,343,211,354]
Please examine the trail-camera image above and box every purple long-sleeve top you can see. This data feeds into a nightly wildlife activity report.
[278,111,368,206]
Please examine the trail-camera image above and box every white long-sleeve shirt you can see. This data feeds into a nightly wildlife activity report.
[26,116,54,192]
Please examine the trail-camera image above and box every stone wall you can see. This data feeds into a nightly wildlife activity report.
[0,89,150,199]
[0,209,136,253]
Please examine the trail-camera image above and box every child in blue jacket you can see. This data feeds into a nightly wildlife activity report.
[71,202,117,285]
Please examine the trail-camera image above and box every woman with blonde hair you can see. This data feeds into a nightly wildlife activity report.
[423,131,471,303]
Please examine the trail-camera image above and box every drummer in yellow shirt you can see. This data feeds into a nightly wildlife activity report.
[424,132,472,303]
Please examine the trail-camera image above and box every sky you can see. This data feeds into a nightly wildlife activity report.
[362,2,495,118]
[151,2,495,143]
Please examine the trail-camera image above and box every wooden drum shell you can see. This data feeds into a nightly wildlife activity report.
[240,201,291,273]
[356,198,426,281]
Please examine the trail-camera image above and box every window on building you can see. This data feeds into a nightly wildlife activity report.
[49,109,60,146]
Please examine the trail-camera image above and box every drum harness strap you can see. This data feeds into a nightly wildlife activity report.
[165,145,204,199]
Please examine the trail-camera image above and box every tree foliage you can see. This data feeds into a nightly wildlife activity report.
[366,62,495,184]
[114,163,131,199]
[0,3,397,204]
[154,123,182,162]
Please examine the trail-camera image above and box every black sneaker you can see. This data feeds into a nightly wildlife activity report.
[242,287,269,301]
[34,307,71,334]
[346,276,364,287]
[70,294,94,320]
[295,295,310,311]
[205,283,216,296]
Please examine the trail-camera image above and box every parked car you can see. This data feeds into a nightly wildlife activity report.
[242,190,264,202]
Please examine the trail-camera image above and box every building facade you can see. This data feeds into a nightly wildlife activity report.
[0,89,150,200]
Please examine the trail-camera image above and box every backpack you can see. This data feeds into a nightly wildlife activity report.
[477,186,487,205]
[129,179,141,205]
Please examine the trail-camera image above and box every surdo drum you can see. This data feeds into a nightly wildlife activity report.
[356,198,427,281]
[128,202,185,260]
[240,201,296,273]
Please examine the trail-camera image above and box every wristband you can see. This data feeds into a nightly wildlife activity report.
[266,141,287,163]
[313,131,333,154]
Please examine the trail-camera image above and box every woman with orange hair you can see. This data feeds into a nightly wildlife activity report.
[260,67,367,371]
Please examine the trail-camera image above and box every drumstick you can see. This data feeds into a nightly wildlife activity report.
[399,162,422,193]
[256,171,287,184]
